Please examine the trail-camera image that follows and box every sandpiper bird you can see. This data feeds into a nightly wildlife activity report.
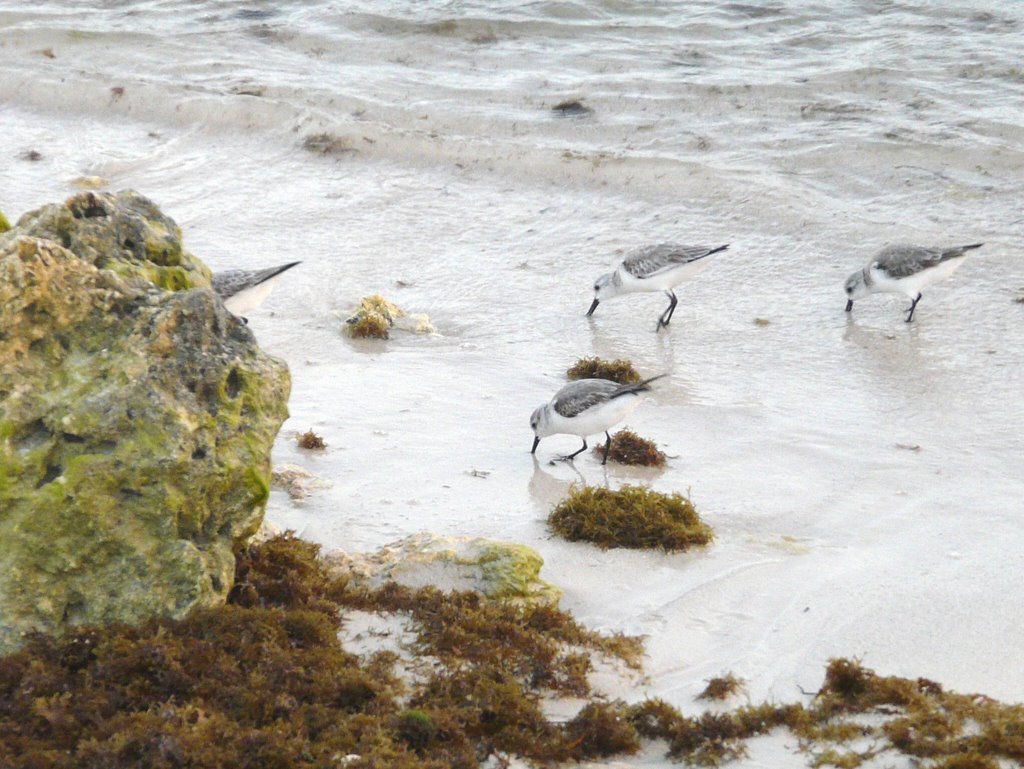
[587,243,728,331]
[212,262,301,321]
[844,243,982,322]
[530,375,666,464]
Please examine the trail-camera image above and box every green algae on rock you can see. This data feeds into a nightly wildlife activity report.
[548,485,713,551]
[326,533,562,605]
[0,236,289,653]
[0,210,10,233]
[566,356,642,384]
[0,189,212,291]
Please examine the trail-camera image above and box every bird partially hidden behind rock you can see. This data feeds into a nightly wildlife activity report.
[212,261,301,322]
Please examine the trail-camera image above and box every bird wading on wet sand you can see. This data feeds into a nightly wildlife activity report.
[588,243,728,330]
[213,261,301,322]
[530,375,666,464]
[844,243,982,322]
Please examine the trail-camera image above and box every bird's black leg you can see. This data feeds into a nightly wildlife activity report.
[601,431,612,465]
[905,293,922,323]
[664,290,679,325]
[560,439,588,462]
[656,291,678,331]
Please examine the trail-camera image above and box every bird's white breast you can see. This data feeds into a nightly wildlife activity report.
[223,275,281,315]
[619,258,712,293]
[548,393,643,437]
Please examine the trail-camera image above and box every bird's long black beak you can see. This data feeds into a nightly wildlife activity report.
[531,436,540,454]
[845,299,854,312]
[586,298,600,316]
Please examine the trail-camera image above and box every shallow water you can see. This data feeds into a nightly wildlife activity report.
[2,0,1024,714]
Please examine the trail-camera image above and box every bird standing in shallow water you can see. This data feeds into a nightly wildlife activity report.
[844,243,982,322]
[587,243,728,331]
[530,375,666,464]
[212,261,301,322]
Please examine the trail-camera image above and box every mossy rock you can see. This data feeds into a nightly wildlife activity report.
[566,356,641,384]
[0,209,10,233]
[548,485,713,551]
[326,533,562,605]
[0,189,212,291]
[0,236,289,652]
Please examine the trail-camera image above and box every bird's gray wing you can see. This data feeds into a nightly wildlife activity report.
[212,262,301,299]
[873,244,971,279]
[551,379,619,418]
[211,269,251,299]
[622,243,723,279]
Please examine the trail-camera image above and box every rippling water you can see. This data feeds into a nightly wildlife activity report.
[2,0,1024,715]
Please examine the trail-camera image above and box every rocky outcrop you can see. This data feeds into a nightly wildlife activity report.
[326,533,561,605]
[0,233,289,652]
[2,189,211,291]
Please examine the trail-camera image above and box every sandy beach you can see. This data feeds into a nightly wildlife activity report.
[2,1,1024,764]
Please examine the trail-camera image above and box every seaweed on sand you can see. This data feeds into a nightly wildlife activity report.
[297,429,326,450]
[566,356,642,384]
[594,428,667,466]
[698,673,746,701]
[0,535,642,768]
[548,484,713,551]
[3,538,1022,769]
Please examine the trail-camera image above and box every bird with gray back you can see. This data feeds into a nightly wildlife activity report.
[844,244,982,322]
[530,374,666,464]
[212,261,301,322]
[588,243,728,331]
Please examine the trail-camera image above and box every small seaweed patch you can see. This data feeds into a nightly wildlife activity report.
[594,428,667,466]
[566,356,641,384]
[698,673,746,701]
[297,429,326,450]
[548,485,713,551]
[347,312,391,338]
[301,132,355,155]
[0,210,10,233]
[552,99,593,117]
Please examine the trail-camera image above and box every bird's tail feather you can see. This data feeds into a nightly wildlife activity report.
[692,244,729,262]
[611,374,668,399]
[942,243,983,260]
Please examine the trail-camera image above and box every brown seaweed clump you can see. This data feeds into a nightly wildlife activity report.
[552,99,594,117]
[548,485,713,552]
[594,428,667,466]
[297,429,326,450]
[620,658,1024,767]
[0,534,644,769]
[698,673,746,701]
[566,356,642,384]
[2,536,1023,768]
